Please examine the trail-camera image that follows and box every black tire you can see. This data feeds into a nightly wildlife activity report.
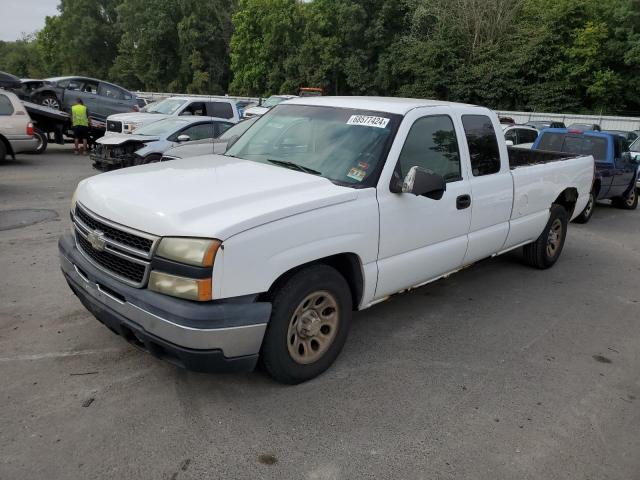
[523,204,568,269]
[573,191,594,224]
[261,264,352,384]
[0,141,6,162]
[39,93,60,110]
[613,187,638,210]
[28,128,48,154]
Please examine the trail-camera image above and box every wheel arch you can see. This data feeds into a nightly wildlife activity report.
[553,187,578,216]
[0,133,15,159]
[259,252,364,311]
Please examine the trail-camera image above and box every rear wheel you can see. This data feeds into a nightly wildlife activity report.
[523,204,568,269]
[29,128,48,154]
[39,94,60,110]
[261,265,352,384]
[573,191,594,223]
[613,187,638,210]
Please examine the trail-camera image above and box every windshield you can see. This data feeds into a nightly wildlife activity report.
[135,118,191,136]
[262,96,287,108]
[630,137,640,151]
[146,98,187,115]
[225,104,401,186]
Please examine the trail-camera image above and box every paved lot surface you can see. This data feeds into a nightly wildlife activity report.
[1,145,639,480]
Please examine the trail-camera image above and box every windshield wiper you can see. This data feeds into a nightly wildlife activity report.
[267,159,321,175]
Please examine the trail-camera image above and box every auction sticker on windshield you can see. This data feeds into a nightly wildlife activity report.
[346,115,390,129]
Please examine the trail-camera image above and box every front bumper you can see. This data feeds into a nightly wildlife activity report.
[58,233,271,373]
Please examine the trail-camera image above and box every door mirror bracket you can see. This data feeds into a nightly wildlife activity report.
[401,166,446,200]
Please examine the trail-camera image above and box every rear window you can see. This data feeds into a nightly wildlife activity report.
[538,133,608,161]
[207,101,234,119]
[0,94,14,115]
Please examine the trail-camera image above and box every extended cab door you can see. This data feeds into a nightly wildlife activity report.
[610,134,636,197]
[460,113,513,264]
[375,108,472,299]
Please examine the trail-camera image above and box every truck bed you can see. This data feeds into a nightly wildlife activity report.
[508,146,579,169]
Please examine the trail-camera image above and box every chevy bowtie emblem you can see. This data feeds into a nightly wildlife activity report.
[87,229,106,252]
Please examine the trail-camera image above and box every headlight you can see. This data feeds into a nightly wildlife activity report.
[149,271,212,301]
[155,238,220,267]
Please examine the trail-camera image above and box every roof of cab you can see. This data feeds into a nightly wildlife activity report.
[541,128,611,138]
[285,96,477,115]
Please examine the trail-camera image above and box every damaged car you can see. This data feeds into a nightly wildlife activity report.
[91,116,234,170]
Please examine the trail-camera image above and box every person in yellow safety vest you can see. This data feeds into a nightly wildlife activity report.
[71,98,91,155]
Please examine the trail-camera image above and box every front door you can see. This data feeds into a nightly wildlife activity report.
[376,109,472,299]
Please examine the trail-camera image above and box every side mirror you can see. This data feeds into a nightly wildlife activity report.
[505,140,514,147]
[180,111,193,116]
[177,134,191,142]
[401,166,446,200]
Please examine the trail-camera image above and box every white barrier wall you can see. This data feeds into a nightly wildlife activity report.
[496,110,640,131]
[134,91,640,131]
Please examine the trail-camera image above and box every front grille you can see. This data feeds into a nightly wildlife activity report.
[75,206,153,253]
[76,234,146,284]
[72,204,157,287]
[107,120,122,133]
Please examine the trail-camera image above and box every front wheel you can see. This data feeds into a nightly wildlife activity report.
[523,204,568,269]
[573,191,594,224]
[261,265,352,384]
[613,187,638,210]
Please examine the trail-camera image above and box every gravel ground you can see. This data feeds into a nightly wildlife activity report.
[1,145,639,480]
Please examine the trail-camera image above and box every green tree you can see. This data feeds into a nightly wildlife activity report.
[229,0,304,96]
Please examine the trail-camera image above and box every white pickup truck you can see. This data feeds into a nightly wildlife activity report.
[104,96,240,135]
[59,97,594,383]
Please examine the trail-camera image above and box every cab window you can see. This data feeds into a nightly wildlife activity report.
[462,115,501,176]
[207,101,234,119]
[396,115,462,182]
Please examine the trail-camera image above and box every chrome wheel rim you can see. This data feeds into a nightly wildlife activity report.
[546,218,563,257]
[584,194,594,216]
[42,98,59,109]
[287,290,339,365]
[626,189,636,207]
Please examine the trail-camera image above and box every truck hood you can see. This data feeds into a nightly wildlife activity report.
[76,155,358,239]
[97,133,160,145]
[107,112,169,123]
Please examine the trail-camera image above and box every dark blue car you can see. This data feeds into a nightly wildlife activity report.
[532,128,639,223]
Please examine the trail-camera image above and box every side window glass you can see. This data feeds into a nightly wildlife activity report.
[504,129,517,143]
[397,115,462,182]
[181,123,215,141]
[461,115,501,176]
[207,102,234,119]
[0,94,14,115]
[520,129,538,144]
[66,80,82,91]
[182,102,206,116]
[216,122,234,136]
[82,81,99,94]
[98,84,123,100]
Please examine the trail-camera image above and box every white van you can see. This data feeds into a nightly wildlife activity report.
[0,90,37,161]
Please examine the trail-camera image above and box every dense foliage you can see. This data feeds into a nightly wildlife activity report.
[0,0,638,114]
